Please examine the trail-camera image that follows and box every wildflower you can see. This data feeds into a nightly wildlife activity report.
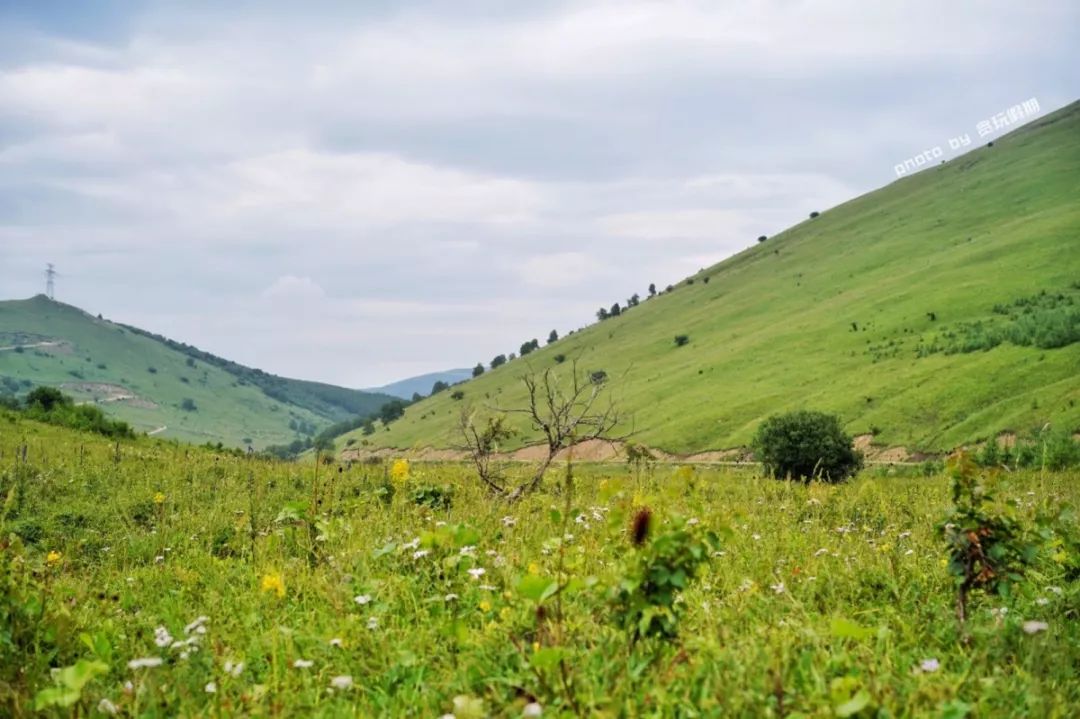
[293,659,314,669]
[502,516,517,527]
[127,657,164,670]
[329,638,343,648]
[686,517,700,526]
[413,549,430,559]
[1036,597,1050,606]
[153,626,174,648]
[97,698,118,715]
[920,658,940,673]
[904,549,915,556]
[403,537,421,550]
[814,548,829,557]
[184,616,209,635]
[204,682,217,694]
[806,498,821,506]
[367,617,378,630]
[46,550,62,566]
[1047,586,1063,595]
[153,492,165,505]
[1022,621,1049,635]
[527,562,541,575]
[154,555,165,564]
[330,675,354,690]
[389,459,410,484]
[224,660,244,678]
[575,514,587,524]
[261,572,285,598]
[459,546,477,557]
[444,593,459,602]
[354,594,372,605]
[752,534,762,541]
[898,531,912,540]
[524,702,543,717]
[479,584,497,591]
[468,567,486,580]
[479,599,492,612]
[770,582,786,594]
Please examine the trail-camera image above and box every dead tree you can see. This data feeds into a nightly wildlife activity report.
[505,362,622,500]
[459,410,515,495]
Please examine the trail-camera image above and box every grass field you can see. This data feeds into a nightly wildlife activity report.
[349,101,1080,457]
[0,296,394,448]
[3,413,1078,717]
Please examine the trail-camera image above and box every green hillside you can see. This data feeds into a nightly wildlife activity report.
[0,296,395,448]
[348,101,1080,456]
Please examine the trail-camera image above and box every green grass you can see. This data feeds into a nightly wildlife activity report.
[3,414,1079,716]
[0,296,395,448]
[352,101,1080,456]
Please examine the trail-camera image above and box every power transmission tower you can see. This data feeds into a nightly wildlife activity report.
[45,263,56,300]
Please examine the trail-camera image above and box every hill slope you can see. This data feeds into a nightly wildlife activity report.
[0,296,395,447]
[346,101,1080,456]
[368,368,473,400]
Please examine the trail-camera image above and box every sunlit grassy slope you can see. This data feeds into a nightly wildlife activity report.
[0,296,394,448]
[355,101,1080,455]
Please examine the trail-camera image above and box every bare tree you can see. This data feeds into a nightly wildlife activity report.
[459,361,626,501]
[459,409,515,495]
[505,362,623,500]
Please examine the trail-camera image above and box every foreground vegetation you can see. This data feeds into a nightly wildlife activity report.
[3,414,1079,717]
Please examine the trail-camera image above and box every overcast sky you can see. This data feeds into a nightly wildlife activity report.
[1,1,1076,387]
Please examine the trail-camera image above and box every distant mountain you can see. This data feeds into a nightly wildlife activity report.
[343,100,1080,455]
[0,296,396,448]
[368,368,473,400]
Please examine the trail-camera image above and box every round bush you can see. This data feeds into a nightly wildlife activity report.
[752,410,862,482]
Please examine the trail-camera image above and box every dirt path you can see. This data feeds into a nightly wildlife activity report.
[0,341,63,352]
[147,426,168,436]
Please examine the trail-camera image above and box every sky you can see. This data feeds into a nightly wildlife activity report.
[1,1,1077,388]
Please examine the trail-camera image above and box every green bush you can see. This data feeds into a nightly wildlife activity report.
[752,410,862,482]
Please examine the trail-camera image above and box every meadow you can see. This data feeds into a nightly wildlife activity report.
[3,413,1079,717]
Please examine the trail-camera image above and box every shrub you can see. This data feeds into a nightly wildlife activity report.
[472,363,485,378]
[752,410,862,482]
[757,235,767,243]
[180,398,197,412]
[674,335,690,347]
[25,386,69,412]
[809,211,820,219]
[553,353,566,364]
[451,390,465,401]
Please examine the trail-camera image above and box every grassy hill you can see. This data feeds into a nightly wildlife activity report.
[0,295,395,448]
[347,100,1080,456]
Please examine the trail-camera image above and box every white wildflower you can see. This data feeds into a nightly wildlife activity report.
[1036,597,1050,606]
[223,660,244,678]
[1022,620,1049,635]
[502,516,517,527]
[752,534,761,541]
[367,616,379,630]
[184,616,209,635]
[413,549,430,559]
[97,698,118,715]
[293,659,314,669]
[524,701,543,717]
[127,657,163,670]
[330,675,354,690]
[459,546,477,557]
[898,531,912,540]
[403,537,421,550]
[814,548,829,557]
[919,658,940,673]
[468,567,486,580]
[329,638,343,648]
[444,593,459,602]
[770,582,786,594]
[354,594,372,605]
[153,626,173,648]
[1047,586,1063,595]
[204,681,217,694]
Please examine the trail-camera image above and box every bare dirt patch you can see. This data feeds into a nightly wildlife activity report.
[60,382,158,409]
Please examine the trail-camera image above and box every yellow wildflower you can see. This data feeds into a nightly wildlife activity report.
[153,492,166,505]
[499,607,512,621]
[261,572,285,598]
[389,459,410,485]
[479,600,492,612]
[527,561,540,576]
[46,550,62,566]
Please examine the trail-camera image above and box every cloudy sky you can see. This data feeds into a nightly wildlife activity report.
[1,1,1076,387]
